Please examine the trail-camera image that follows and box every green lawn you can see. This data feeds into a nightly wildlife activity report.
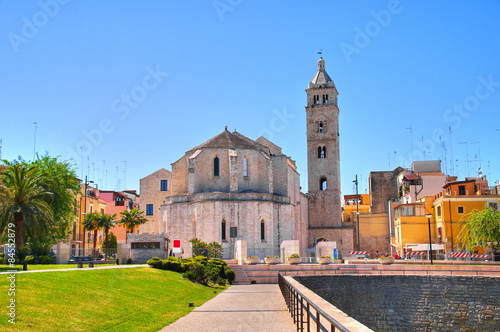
[0,264,123,272]
[0,266,226,331]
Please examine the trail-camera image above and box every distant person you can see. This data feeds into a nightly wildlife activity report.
[394,253,399,259]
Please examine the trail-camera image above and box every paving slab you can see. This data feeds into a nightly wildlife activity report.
[160,284,296,332]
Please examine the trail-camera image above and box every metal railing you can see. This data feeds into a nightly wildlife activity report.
[278,272,350,332]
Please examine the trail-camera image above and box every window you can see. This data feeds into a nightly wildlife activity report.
[313,95,320,105]
[261,220,265,241]
[488,202,499,211]
[221,220,227,241]
[319,178,327,191]
[160,180,168,191]
[458,206,464,214]
[323,94,328,104]
[146,204,153,215]
[458,185,466,195]
[230,227,238,238]
[100,207,104,214]
[318,122,323,133]
[437,205,441,217]
[243,157,248,177]
[214,156,219,177]
[317,146,326,158]
[131,242,160,249]
[89,204,93,213]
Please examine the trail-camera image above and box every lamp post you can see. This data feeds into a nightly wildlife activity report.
[82,175,94,255]
[425,213,433,265]
[353,175,360,251]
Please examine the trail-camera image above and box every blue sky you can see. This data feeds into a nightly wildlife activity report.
[1,1,499,197]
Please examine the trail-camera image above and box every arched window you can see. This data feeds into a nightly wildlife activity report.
[318,146,326,158]
[319,122,323,133]
[214,156,219,177]
[243,157,248,177]
[261,219,265,241]
[221,219,227,241]
[319,177,327,191]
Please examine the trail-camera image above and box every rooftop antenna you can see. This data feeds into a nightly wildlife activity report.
[388,152,391,169]
[102,160,106,188]
[472,141,481,169]
[80,146,84,181]
[116,166,120,191]
[394,151,397,169]
[32,122,38,161]
[91,162,95,184]
[442,142,448,176]
[449,126,455,175]
[455,159,459,179]
[122,161,127,190]
[459,141,469,177]
[317,49,322,55]
[406,127,413,163]
[422,136,426,160]
[488,160,491,181]
[87,156,90,181]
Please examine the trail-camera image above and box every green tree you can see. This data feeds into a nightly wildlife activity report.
[98,213,116,259]
[83,212,101,258]
[119,208,148,242]
[0,161,53,249]
[102,232,117,250]
[32,155,80,243]
[456,203,500,258]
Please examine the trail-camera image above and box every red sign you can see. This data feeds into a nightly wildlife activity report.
[173,240,181,248]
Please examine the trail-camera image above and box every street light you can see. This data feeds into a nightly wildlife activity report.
[82,175,94,255]
[425,213,433,265]
[353,175,360,251]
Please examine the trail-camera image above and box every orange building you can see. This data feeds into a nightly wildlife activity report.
[99,190,140,243]
[433,177,500,253]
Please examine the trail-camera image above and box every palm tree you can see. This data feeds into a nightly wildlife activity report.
[0,161,53,250]
[119,208,148,243]
[98,213,116,259]
[82,212,101,258]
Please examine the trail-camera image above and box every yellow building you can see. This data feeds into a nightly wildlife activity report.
[433,178,500,254]
[393,196,437,256]
[71,182,108,254]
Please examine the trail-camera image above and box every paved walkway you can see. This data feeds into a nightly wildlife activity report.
[160,284,296,332]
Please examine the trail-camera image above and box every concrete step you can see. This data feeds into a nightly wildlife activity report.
[227,264,251,285]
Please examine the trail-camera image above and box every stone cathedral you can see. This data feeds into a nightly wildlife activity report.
[139,58,353,258]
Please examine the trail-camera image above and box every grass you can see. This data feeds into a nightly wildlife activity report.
[0,266,226,331]
[0,264,123,272]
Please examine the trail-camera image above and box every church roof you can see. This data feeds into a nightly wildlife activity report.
[310,57,336,87]
[188,127,270,153]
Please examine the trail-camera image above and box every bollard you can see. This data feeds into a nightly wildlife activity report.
[188,303,194,307]
[23,262,28,271]
[116,258,120,265]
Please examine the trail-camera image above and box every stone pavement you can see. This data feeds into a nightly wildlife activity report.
[160,284,296,332]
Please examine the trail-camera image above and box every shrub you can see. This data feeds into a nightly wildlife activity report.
[0,252,5,264]
[126,258,133,264]
[224,267,235,284]
[319,255,331,258]
[288,253,300,258]
[39,255,51,264]
[162,257,182,272]
[217,277,226,286]
[146,257,163,269]
[24,255,35,264]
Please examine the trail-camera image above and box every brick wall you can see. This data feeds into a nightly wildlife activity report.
[295,275,500,331]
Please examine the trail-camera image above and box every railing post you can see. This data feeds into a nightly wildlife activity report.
[300,296,304,331]
[316,310,320,332]
[306,302,310,332]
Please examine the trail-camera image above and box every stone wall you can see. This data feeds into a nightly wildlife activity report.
[295,275,500,332]
[369,167,403,214]
[139,169,172,233]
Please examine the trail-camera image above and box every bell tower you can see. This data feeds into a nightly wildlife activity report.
[306,57,344,247]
